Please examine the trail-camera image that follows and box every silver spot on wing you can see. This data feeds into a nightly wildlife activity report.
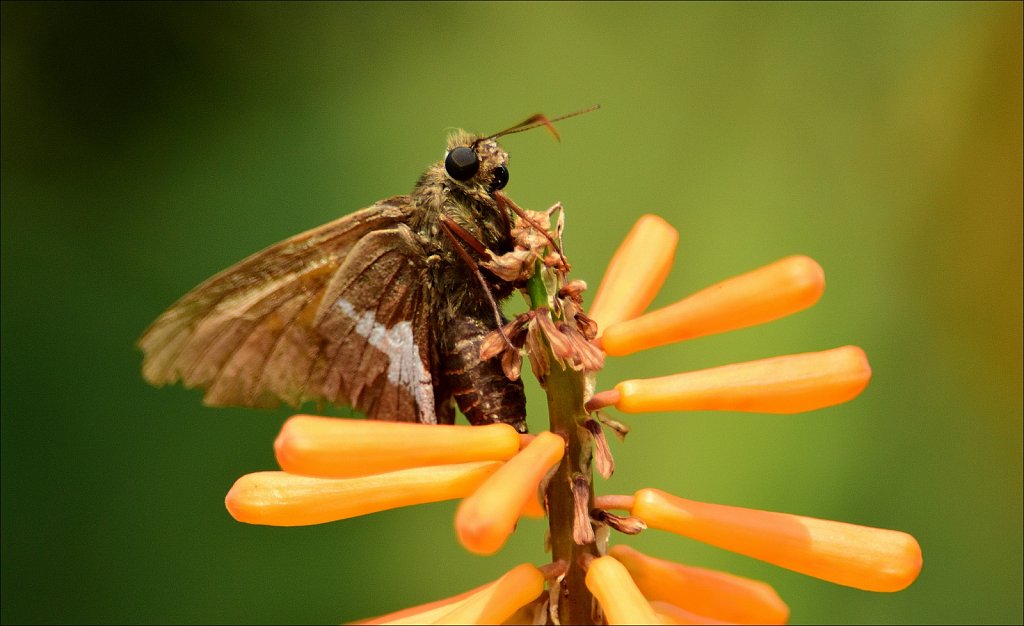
[335,299,436,424]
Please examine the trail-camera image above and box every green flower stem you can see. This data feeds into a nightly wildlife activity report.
[544,354,599,625]
[527,260,550,311]
[526,262,599,625]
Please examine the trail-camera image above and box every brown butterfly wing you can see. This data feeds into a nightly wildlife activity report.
[300,226,445,423]
[138,197,446,423]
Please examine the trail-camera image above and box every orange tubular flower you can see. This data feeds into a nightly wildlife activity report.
[592,345,871,414]
[649,601,733,625]
[585,555,662,625]
[455,431,565,555]
[519,492,547,519]
[601,255,825,356]
[431,563,545,625]
[631,488,923,592]
[587,214,679,332]
[354,582,492,625]
[225,462,501,527]
[204,211,922,624]
[609,544,789,624]
[274,415,521,477]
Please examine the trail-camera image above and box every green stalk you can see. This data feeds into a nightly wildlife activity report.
[526,260,550,311]
[526,262,599,625]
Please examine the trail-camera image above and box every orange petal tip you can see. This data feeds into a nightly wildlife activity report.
[609,544,789,624]
[433,563,545,625]
[648,601,735,625]
[589,215,679,333]
[455,431,565,555]
[602,255,825,356]
[631,488,922,592]
[613,345,871,414]
[586,555,662,625]
[275,415,521,477]
[225,462,500,527]
[353,582,491,624]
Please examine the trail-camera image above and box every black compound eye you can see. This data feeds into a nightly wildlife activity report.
[490,164,509,191]
[444,146,479,181]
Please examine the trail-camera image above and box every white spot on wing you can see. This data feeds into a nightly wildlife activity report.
[335,299,436,424]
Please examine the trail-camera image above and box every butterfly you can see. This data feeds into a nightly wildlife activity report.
[138,109,596,434]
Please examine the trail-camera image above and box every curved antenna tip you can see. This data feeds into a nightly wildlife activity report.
[488,105,601,142]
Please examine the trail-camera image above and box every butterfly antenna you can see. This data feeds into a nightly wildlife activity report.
[487,105,600,142]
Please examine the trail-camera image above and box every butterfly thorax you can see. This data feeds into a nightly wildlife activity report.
[408,133,518,320]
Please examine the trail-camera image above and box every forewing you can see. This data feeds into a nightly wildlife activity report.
[138,198,441,422]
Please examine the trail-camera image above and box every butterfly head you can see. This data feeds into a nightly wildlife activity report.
[439,107,599,201]
[443,132,510,196]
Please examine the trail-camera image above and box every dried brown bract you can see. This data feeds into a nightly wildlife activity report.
[584,419,615,479]
[477,205,603,384]
[590,508,647,536]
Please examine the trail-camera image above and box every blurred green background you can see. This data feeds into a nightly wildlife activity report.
[2,2,1021,624]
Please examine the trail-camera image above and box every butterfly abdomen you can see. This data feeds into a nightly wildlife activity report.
[442,316,527,433]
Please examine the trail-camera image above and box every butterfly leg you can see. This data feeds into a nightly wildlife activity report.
[493,191,570,272]
[438,215,515,351]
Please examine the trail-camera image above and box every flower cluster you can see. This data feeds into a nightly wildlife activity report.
[224,214,922,624]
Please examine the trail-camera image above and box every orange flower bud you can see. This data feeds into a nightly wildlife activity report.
[585,555,661,625]
[594,494,636,512]
[612,346,871,414]
[432,563,545,625]
[588,215,678,333]
[225,462,501,527]
[274,415,521,477]
[353,582,490,624]
[632,488,923,592]
[456,432,565,555]
[609,544,789,624]
[520,492,547,519]
[648,601,733,625]
[602,255,825,356]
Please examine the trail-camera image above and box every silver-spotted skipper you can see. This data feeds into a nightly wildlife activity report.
[138,109,596,433]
